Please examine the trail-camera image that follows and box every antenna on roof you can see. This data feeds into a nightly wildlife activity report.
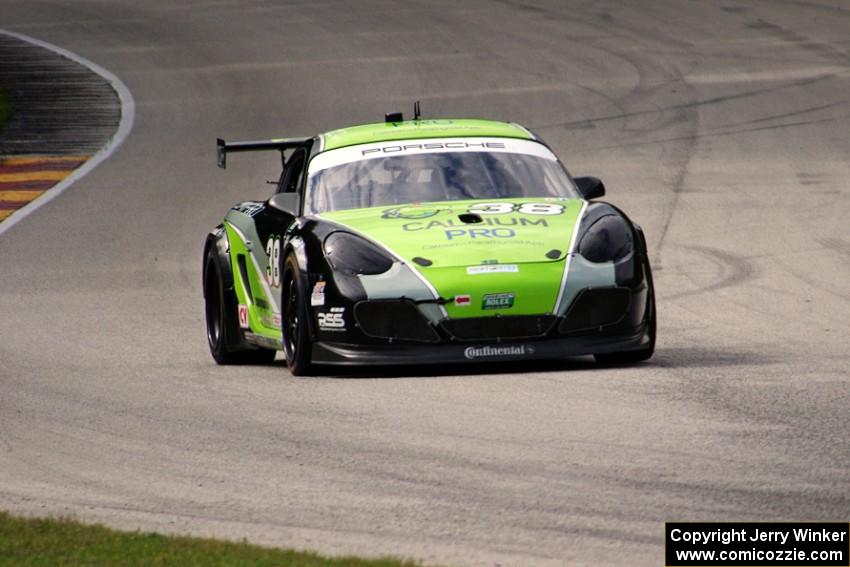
[413,100,421,120]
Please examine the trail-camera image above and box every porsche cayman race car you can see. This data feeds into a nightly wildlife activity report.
[203,115,655,374]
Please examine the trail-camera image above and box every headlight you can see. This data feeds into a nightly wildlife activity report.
[577,214,634,263]
[323,232,393,275]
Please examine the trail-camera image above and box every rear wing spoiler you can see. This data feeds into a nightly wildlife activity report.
[216,137,312,169]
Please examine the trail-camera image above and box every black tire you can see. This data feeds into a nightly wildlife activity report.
[594,260,656,364]
[204,247,277,365]
[282,254,313,376]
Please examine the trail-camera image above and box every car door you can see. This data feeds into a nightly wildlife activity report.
[253,148,307,291]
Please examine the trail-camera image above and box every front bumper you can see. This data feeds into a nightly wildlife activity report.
[311,321,651,366]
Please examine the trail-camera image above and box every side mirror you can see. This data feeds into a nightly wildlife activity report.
[268,193,300,216]
[574,176,606,200]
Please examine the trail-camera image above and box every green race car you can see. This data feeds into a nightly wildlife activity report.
[203,115,655,375]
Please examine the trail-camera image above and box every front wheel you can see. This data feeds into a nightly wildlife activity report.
[282,254,313,376]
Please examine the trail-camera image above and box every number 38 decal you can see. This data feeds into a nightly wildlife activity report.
[467,202,565,215]
[266,236,281,287]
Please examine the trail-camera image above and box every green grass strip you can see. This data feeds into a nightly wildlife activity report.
[0,83,11,131]
[0,511,429,567]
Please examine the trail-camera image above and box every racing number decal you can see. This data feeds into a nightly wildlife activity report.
[467,202,565,216]
[266,236,281,287]
[467,202,514,215]
[517,202,565,215]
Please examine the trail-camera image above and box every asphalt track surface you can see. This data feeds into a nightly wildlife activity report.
[0,32,121,156]
[1,2,849,565]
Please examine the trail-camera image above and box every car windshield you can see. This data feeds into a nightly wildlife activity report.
[306,138,577,214]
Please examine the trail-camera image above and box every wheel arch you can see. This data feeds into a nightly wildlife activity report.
[204,227,251,350]
[203,226,234,297]
[282,237,318,340]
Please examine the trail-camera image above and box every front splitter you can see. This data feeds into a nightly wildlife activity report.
[311,325,650,366]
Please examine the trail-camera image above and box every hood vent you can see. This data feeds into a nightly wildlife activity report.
[457,213,483,224]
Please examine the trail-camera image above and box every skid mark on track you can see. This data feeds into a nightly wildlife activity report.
[746,18,850,65]
[818,237,850,259]
[718,98,850,129]
[667,245,757,301]
[531,73,836,132]
[796,171,831,187]
[581,112,848,152]
[498,1,702,269]
[772,0,850,15]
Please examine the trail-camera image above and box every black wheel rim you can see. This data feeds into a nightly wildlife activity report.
[284,274,300,360]
[205,270,222,349]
